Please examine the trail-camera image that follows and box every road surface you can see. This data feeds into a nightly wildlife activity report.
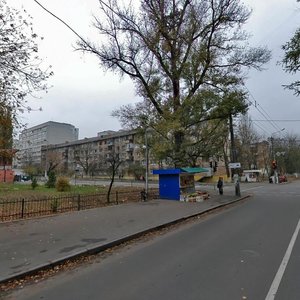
[4,182,300,300]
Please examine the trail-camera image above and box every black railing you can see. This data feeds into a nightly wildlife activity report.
[0,189,159,222]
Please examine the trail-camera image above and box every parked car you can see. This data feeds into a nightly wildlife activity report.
[14,175,31,182]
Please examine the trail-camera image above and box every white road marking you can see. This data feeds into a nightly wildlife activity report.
[265,218,300,300]
[241,186,265,192]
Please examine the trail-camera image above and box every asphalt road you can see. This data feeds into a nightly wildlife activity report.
[5,182,300,300]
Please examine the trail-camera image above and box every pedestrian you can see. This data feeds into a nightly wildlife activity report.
[217,177,223,195]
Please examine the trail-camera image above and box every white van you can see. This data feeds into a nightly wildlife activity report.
[241,170,262,182]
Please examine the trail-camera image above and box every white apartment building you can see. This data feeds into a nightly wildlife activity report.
[16,121,79,167]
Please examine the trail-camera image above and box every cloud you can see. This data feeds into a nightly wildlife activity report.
[10,0,300,139]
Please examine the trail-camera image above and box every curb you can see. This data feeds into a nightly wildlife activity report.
[0,194,251,285]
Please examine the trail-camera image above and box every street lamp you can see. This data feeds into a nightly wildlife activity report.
[144,128,151,201]
[142,127,155,200]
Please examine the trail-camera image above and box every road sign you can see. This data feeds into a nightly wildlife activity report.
[228,162,241,169]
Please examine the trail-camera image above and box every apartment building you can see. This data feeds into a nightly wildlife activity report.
[40,129,141,176]
[16,121,79,167]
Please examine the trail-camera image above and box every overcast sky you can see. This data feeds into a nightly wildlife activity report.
[9,0,300,139]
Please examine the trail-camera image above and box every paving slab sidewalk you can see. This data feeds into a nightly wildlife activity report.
[0,191,249,284]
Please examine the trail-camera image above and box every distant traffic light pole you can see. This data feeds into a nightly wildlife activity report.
[270,128,285,184]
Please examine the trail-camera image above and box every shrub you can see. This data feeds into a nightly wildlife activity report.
[31,177,38,190]
[46,171,56,188]
[127,163,145,180]
[56,176,71,192]
[50,199,59,213]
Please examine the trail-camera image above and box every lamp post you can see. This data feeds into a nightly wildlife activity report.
[144,128,150,201]
[145,130,149,200]
[44,142,48,179]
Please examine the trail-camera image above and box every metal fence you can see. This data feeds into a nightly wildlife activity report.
[0,189,159,222]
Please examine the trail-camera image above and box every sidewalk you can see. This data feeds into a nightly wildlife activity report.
[0,189,250,284]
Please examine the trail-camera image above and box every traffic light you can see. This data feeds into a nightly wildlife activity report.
[209,161,213,168]
[272,160,277,169]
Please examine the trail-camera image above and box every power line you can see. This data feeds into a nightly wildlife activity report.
[243,7,300,135]
[245,86,283,134]
[248,88,282,131]
[252,122,270,135]
[254,9,299,46]
[253,120,300,122]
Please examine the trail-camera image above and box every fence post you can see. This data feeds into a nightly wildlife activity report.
[21,198,25,219]
[77,194,81,211]
[116,191,119,205]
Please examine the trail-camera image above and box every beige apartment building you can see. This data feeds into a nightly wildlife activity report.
[15,121,273,180]
[40,129,143,176]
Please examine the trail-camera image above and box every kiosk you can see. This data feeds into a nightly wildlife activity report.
[153,167,208,200]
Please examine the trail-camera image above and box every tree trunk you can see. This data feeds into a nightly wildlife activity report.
[106,178,114,203]
[107,169,115,203]
[174,130,184,167]
[223,146,230,179]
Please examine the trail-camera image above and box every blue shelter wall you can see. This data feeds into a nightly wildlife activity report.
[159,174,180,200]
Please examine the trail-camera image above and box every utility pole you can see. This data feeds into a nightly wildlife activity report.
[229,114,241,197]
[144,128,149,201]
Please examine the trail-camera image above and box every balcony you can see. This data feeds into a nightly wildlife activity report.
[125,143,134,151]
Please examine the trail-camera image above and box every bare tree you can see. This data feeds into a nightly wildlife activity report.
[33,0,270,166]
[45,150,63,174]
[76,0,270,166]
[0,0,52,124]
[73,144,97,176]
[236,114,261,169]
[105,151,123,203]
[273,134,300,174]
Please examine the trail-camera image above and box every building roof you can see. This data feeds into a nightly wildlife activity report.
[42,129,137,150]
[21,121,78,132]
[181,167,208,173]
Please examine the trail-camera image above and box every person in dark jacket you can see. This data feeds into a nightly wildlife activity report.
[217,177,223,195]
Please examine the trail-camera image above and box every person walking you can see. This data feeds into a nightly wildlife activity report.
[217,177,224,195]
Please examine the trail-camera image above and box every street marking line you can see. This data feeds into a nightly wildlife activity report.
[242,186,264,192]
[265,218,300,300]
